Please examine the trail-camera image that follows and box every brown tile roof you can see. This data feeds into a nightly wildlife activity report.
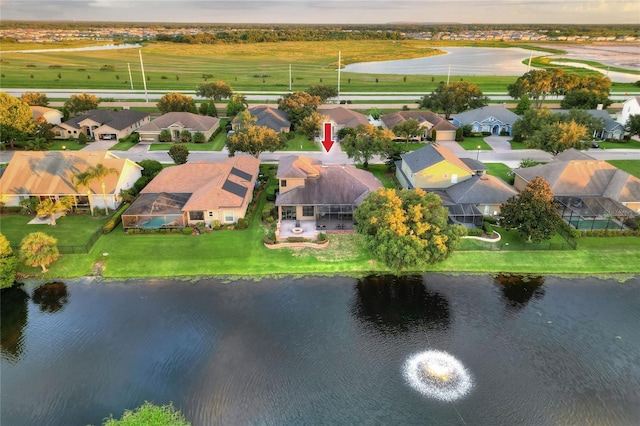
[324,107,369,128]
[514,159,640,202]
[275,156,382,206]
[141,156,259,210]
[0,151,139,196]
[380,110,457,131]
[136,112,219,133]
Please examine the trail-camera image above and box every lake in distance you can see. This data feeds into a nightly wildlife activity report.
[1,274,639,426]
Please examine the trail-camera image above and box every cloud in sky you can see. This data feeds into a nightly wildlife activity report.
[2,0,638,24]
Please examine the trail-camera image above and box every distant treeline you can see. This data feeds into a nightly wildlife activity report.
[2,21,639,38]
[155,29,406,44]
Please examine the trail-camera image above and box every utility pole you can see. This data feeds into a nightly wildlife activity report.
[337,50,341,104]
[446,64,451,85]
[139,50,148,103]
[127,63,134,90]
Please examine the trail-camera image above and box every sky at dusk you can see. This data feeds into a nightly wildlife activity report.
[2,0,639,24]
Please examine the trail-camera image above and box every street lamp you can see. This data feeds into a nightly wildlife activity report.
[476,145,481,161]
[62,145,66,151]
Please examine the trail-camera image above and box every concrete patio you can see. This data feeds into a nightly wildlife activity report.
[277,220,318,239]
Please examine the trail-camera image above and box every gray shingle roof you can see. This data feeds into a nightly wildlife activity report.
[233,106,290,132]
[63,109,149,130]
[324,107,369,128]
[400,143,473,174]
[380,110,457,131]
[444,174,517,204]
[452,105,519,125]
[552,109,624,132]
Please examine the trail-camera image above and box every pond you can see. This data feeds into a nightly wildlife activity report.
[1,274,639,425]
[341,47,535,76]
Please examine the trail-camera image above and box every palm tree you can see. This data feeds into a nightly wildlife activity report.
[87,164,119,214]
[19,232,60,273]
[72,170,95,216]
[35,199,67,226]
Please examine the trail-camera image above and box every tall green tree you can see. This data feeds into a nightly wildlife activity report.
[354,188,465,271]
[64,92,99,115]
[508,70,556,109]
[19,232,60,273]
[526,120,589,155]
[419,81,488,119]
[341,124,393,169]
[87,164,119,215]
[168,144,190,164]
[157,92,197,114]
[297,111,328,140]
[0,233,18,289]
[0,92,35,149]
[195,80,233,101]
[625,114,640,137]
[561,89,611,109]
[392,118,421,143]
[226,93,248,117]
[20,92,49,106]
[226,124,285,158]
[277,91,321,129]
[514,94,531,115]
[306,84,338,102]
[500,176,562,243]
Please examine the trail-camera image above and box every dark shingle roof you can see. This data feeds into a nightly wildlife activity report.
[445,174,517,204]
[452,105,519,125]
[232,105,290,132]
[400,144,473,174]
[380,110,457,131]
[63,109,149,130]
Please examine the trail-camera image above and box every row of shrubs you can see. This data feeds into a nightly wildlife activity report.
[102,203,129,234]
[263,233,328,245]
[579,229,640,237]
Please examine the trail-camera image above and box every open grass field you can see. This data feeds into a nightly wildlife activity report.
[3,40,637,94]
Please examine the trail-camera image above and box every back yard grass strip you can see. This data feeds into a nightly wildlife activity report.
[484,163,514,184]
[606,160,640,179]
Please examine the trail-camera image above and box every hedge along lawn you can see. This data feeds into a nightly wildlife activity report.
[458,136,492,151]
[0,40,573,93]
[149,141,218,151]
[484,162,514,184]
[607,160,640,178]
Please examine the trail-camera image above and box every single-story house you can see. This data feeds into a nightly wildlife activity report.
[121,156,260,230]
[0,151,142,211]
[452,105,519,136]
[231,106,290,133]
[552,109,625,141]
[513,149,640,217]
[30,106,63,125]
[380,110,457,142]
[53,109,150,140]
[275,155,382,235]
[321,106,369,139]
[136,112,220,142]
[618,96,640,127]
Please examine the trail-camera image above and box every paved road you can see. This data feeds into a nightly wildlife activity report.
[2,136,638,169]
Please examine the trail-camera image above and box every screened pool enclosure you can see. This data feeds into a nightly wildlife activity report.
[122,193,188,230]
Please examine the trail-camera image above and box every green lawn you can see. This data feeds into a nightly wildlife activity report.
[457,136,492,151]
[283,133,322,151]
[149,141,219,151]
[607,160,640,178]
[210,119,228,151]
[484,163,514,184]
[109,140,138,151]
[599,139,640,150]
[357,164,398,188]
[507,140,531,150]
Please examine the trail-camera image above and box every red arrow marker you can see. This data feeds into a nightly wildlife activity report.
[321,122,334,153]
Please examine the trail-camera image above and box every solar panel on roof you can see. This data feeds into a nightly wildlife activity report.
[229,167,252,181]
[222,179,248,198]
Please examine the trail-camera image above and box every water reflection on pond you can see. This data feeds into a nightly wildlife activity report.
[1,274,639,426]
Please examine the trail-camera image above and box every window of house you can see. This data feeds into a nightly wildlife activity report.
[451,174,458,184]
[281,179,287,188]
[302,206,315,217]
[281,206,296,220]
[190,211,204,221]
[208,211,213,217]
[224,211,234,222]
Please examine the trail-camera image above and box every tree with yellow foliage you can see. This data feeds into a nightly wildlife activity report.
[354,188,465,271]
